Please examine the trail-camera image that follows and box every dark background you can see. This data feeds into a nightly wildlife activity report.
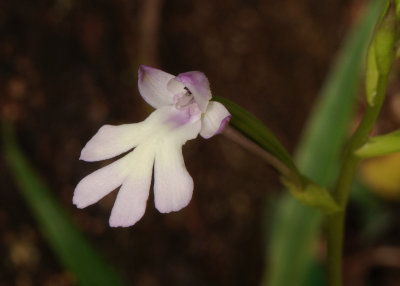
[1,0,400,285]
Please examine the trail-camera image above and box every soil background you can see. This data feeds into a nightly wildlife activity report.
[1,0,400,285]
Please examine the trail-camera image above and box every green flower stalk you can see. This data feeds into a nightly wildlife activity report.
[327,2,397,285]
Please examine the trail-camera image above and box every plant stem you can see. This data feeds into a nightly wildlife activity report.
[326,76,388,286]
[223,126,295,179]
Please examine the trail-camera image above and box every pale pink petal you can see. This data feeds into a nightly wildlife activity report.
[80,106,182,162]
[154,119,201,213]
[200,101,231,139]
[175,71,211,112]
[138,65,175,108]
[80,123,148,162]
[73,153,132,208]
[154,141,193,213]
[109,144,155,227]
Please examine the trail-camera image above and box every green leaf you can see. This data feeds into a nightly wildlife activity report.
[2,121,126,286]
[374,2,396,75]
[366,1,396,107]
[396,0,400,19]
[263,1,386,286]
[213,96,298,175]
[355,129,400,157]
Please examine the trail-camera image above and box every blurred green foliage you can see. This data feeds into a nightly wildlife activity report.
[356,130,400,158]
[263,1,386,286]
[2,122,126,286]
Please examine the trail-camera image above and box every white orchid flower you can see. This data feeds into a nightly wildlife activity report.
[73,65,231,227]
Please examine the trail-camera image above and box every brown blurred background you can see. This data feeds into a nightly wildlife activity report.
[2,0,400,285]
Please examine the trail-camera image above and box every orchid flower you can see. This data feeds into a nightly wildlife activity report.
[73,65,231,227]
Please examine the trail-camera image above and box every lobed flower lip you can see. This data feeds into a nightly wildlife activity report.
[74,65,231,227]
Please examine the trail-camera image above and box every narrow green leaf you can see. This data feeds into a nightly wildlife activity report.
[264,1,386,286]
[355,129,400,157]
[366,1,396,106]
[374,2,396,75]
[213,96,298,174]
[2,121,126,286]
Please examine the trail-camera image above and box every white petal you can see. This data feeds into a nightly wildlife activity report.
[109,144,155,227]
[73,153,132,208]
[154,119,201,213]
[80,106,181,162]
[200,101,231,139]
[80,123,148,162]
[138,65,175,108]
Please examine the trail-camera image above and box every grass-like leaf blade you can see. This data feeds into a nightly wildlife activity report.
[2,121,126,286]
[356,130,400,158]
[263,1,386,286]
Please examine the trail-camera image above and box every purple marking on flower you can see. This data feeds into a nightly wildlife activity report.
[216,115,232,135]
[165,108,192,127]
[175,71,211,113]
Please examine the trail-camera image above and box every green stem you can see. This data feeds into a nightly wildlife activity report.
[326,75,388,286]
